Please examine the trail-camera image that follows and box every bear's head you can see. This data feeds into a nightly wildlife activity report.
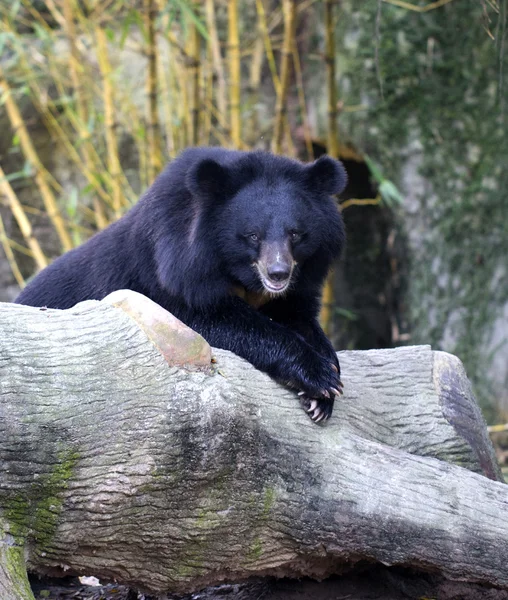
[186,151,347,297]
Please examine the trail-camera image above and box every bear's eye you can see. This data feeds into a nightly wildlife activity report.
[290,231,302,243]
[246,233,259,243]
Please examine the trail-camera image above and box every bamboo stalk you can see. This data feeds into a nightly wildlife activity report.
[1,236,40,257]
[186,13,201,146]
[144,0,163,182]
[292,39,314,160]
[41,56,129,205]
[155,0,178,157]
[0,69,73,251]
[255,0,281,95]
[320,0,340,336]
[249,35,265,93]
[0,164,48,270]
[244,13,265,145]
[158,49,176,158]
[41,0,65,28]
[1,16,118,209]
[271,0,296,154]
[61,0,108,230]
[36,2,136,205]
[173,52,190,149]
[203,44,214,145]
[228,0,241,147]
[0,212,25,288]
[324,0,339,158]
[205,0,228,122]
[95,25,124,220]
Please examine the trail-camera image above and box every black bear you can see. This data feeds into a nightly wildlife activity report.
[16,147,347,422]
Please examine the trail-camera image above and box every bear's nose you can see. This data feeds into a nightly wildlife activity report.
[267,264,290,282]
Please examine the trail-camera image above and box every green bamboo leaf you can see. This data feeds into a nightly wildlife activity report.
[87,114,96,134]
[364,153,404,207]
[363,153,384,184]
[32,23,50,42]
[334,307,359,321]
[10,0,21,18]
[379,180,404,207]
[120,9,145,47]
[66,187,79,219]
[3,169,25,183]
[0,33,10,56]
[0,87,11,107]
[119,12,134,48]
[22,161,34,177]
[172,0,209,40]
[52,95,73,107]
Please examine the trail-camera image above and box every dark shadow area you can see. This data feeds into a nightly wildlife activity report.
[336,157,409,351]
[30,565,508,600]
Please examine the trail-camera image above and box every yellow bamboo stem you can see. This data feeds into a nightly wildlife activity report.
[271,0,296,154]
[204,95,230,134]
[0,70,73,251]
[0,164,48,269]
[255,0,281,95]
[0,213,25,288]
[320,0,340,335]
[186,14,201,146]
[320,275,335,336]
[1,237,40,257]
[292,39,314,160]
[62,0,108,230]
[154,0,175,158]
[172,53,190,149]
[249,36,265,92]
[39,2,136,204]
[144,0,163,182]
[1,17,115,208]
[158,50,176,158]
[245,14,265,145]
[41,0,65,27]
[41,55,129,205]
[340,195,382,211]
[228,0,241,147]
[95,25,124,219]
[383,0,456,11]
[205,0,228,122]
[203,44,214,145]
[325,0,339,158]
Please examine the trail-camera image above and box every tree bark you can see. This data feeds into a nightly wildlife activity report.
[0,290,505,599]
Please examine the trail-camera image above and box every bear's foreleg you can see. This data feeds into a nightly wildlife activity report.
[260,293,341,377]
[179,297,342,421]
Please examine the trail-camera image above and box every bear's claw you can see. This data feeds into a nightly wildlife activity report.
[300,395,334,423]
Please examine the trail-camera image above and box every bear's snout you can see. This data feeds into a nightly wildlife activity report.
[267,263,291,283]
[255,240,294,293]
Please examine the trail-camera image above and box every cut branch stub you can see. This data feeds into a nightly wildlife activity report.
[102,289,211,369]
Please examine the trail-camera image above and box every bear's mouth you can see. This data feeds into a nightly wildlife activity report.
[262,277,290,293]
[254,264,293,294]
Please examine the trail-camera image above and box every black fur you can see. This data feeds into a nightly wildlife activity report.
[16,147,347,421]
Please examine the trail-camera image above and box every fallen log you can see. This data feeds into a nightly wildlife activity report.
[0,290,506,600]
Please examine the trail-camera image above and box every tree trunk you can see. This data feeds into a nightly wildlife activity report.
[0,290,505,600]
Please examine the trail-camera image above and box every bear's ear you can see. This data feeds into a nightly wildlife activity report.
[305,155,348,196]
[186,158,231,202]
